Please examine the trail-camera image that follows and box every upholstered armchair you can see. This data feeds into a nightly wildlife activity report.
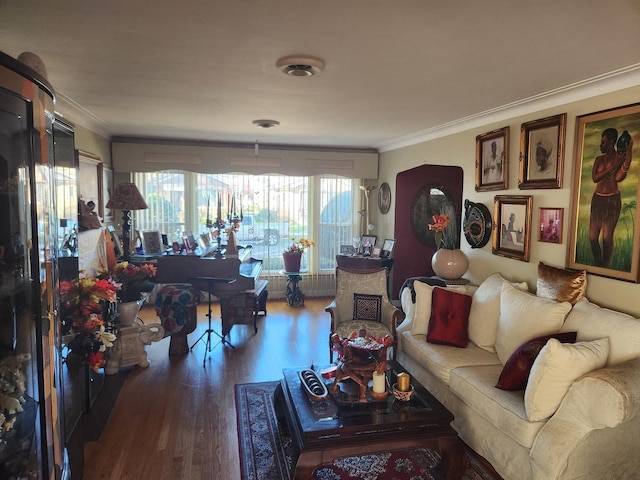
[326,267,403,362]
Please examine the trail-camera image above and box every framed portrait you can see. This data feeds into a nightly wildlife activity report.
[539,208,563,244]
[381,238,396,258]
[371,246,382,258]
[492,195,533,262]
[142,230,163,255]
[378,182,391,214]
[567,102,640,282]
[360,235,377,249]
[99,163,114,223]
[518,113,566,189]
[340,244,356,255]
[475,127,509,192]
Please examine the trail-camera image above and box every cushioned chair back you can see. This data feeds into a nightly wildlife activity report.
[333,267,389,326]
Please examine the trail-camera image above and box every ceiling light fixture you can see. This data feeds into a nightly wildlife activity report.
[252,119,280,129]
[276,55,325,77]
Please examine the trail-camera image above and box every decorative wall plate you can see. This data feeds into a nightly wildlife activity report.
[463,200,492,248]
[378,182,391,214]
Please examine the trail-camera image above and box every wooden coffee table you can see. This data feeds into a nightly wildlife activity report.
[274,360,466,479]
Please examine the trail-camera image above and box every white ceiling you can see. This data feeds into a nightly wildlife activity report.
[2,0,640,152]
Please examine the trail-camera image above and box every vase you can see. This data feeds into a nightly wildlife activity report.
[118,299,142,327]
[283,253,302,272]
[431,248,469,280]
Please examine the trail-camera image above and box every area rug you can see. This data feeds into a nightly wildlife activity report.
[235,381,501,480]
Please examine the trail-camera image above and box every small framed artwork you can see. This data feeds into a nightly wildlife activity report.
[142,230,163,255]
[518,113,566,189]
[568,102,640,282]
[182,235,194,255]
[78,150,101,212]
[378,182,391,214]
[371,246,382,258]
[340,244,356,255]
[381,238,396,258]
[475,127,509,192]
[360,235,377,249]
[99,163,114,223]
[539,208,563,244]
[492,195,533,262]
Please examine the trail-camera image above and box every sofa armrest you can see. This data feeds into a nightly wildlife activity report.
[531,357,640,479]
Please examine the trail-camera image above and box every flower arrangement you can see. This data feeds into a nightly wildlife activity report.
[283,237,315,255]
[428,213,457,249]
[60,277,119,371]
[108,262,157,302]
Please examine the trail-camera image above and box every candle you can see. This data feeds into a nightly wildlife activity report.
[397,372,410,392]
[217,193,222,220]
[231,195,236,216]
[206,194,210,221]
[372,371,385,394]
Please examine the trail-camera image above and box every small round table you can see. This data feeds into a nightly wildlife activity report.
[281,270,307,307]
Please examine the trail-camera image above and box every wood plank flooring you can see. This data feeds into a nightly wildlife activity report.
[83,297,333,480]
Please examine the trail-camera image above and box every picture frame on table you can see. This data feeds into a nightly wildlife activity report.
[381,238,396,258]
[107,225,124,257]
[360,235,377,249]
[539,208,563,244]
[371,246,382,258]
[567,102,640,282]
[142,230,163,255]
[518,113,566,189]
[492,195,533,262]
[475,127,509,192]
[340,244,356,256]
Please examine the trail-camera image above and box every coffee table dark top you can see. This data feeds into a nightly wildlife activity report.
[280,360,454,448]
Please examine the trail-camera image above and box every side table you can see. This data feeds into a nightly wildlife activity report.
[282,270,307,307]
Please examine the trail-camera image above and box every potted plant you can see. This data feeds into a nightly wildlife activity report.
[283,237,315,272]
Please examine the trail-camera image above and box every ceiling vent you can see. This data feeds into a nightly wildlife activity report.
[252,119,280,128]
[276,56,325,77]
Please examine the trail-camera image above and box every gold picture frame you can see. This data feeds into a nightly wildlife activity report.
[518,113,566,189]
[567,102,640,282]
[476,127,509,191]
[492,195,532,262]
[539,207,563,244]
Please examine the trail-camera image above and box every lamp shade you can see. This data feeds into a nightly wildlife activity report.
[106,183,148,211]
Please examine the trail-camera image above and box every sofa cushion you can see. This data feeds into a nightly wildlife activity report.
[450,364,547,449]
[427,287,472,348]
[524,338,609,422]
[400,330,500,385]
[410,282,470,336]
[561,298,640,366]
[468,273,529,353]
[536,262,587,305]
[496,331,577,391]
[495,283,572,365]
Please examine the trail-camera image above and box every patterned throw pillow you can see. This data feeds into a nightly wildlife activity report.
[353,293,382,322]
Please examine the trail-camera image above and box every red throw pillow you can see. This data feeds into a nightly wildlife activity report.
[496,331,578,390]
[426,287,472,348]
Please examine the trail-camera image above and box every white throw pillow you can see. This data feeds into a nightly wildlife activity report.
[468,273,529,352]
[524,338,609,421]
[561,298,640,366]
[495,283,572,365]
[410,282,435,336]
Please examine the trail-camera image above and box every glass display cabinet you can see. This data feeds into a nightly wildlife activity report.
[0,51,66,479]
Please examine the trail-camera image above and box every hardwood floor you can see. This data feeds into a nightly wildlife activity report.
[83,297,333,480]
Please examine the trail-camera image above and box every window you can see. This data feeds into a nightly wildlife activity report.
[132,171,358,274]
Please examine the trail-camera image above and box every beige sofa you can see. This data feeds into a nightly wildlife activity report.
[396,272,640,480]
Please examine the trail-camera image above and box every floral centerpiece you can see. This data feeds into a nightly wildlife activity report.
[428,213,455,249]
[108,261,157,302]
[428,209,468,280]
[283,237,315,255]
[60,277,119,371]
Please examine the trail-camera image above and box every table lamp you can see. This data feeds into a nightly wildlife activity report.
[105,182,148,260]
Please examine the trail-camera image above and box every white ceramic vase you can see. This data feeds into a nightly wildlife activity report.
[118,299,142,327]
[431,248,469,280]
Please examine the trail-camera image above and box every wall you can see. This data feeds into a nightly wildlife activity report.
[377,84,640,316]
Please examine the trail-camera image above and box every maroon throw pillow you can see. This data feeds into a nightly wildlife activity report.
[496,331,578,390]
[426,287,472,348]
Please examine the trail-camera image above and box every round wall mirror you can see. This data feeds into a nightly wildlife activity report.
[410,185,458,247]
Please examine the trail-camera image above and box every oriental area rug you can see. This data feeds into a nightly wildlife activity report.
[235,381,501,480]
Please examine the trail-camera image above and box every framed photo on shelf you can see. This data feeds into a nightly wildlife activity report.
[475,127,509,192]
[360,235,377,249]
[381,238,396,258]
[539,208,563,244]
[371,246,382,258]
[142,230,163,255]
[492,195,533,262]
[340,244,356,255]
[518,113,566,189]
[567,102,640,282]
